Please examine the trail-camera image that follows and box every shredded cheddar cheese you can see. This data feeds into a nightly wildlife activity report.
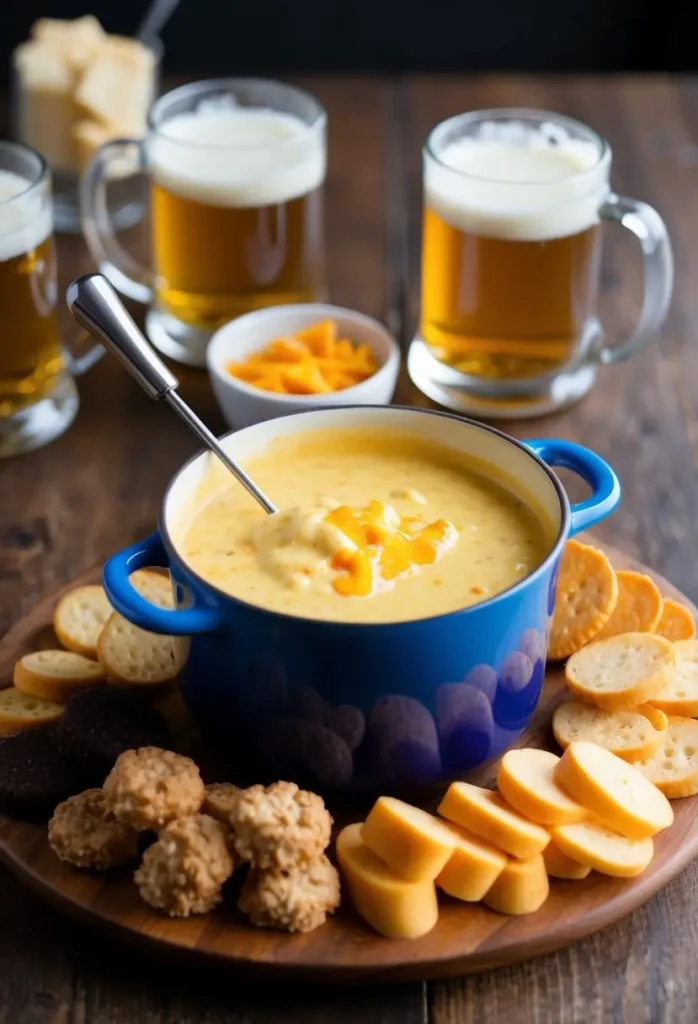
[227,320,379,395]
[325,500,458,597]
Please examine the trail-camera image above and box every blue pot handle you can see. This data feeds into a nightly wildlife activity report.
[523,439,621,536]
[103,531,222,635]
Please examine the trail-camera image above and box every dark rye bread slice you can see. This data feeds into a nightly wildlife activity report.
[0,726,85,821]
[58,686,172,784]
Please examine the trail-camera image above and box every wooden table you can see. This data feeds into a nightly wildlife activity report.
[1,74,698,1023]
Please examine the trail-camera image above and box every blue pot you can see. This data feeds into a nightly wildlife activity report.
[103,407,620,792]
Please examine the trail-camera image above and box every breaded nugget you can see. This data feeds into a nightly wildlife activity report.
[103,747,204,830]
[238,854,340,932]
[134,814,235,917]
[49,788,139,869]
[229,780,332,870]
[203,782,242,824]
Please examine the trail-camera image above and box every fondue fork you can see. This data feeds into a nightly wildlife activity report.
[66,273,278,515]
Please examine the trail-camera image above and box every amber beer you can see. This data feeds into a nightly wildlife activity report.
[149,108,326,332]
[0,170,64,419]
[420,124,607,380]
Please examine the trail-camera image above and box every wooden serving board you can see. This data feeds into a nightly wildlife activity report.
[0,541,696,984]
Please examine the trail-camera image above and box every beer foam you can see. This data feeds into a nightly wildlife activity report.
[425,120,610,241]
[0,170,52,262]
[149,108,326,207]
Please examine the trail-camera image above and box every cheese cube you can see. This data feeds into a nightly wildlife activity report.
[438,782,550,859]
[543,840,592,880]
[483,854,550,915]
[436,822,507,901]
[336,823,438,939]
[361,796,456,882]
[555,741,673,839]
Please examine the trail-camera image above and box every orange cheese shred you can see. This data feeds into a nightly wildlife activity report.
[227,319,379,395]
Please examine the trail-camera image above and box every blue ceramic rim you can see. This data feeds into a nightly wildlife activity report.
[156,406,573,631]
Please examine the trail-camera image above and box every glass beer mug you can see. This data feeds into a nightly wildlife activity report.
[0,140,102,457]
[81,78,328,367]
[408,108,673,418]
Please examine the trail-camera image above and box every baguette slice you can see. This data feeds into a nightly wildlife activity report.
[97,613,185,686]
[635,716,698,798]
[14,649,105,703]
[53,584,112,657]
[0,686,64,736]
[649,639,698,716]
[552,700,668,762]
[565,633,676,711]
[555,741,673,839]
[497,748,587,826]
[550,821,654,878]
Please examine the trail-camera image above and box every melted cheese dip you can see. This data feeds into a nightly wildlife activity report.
[175,430,553,623]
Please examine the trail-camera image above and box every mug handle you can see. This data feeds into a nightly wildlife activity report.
[80,139,154,304]
[591,193,673,365]
[523,439,621,536]
[103,531,222,635]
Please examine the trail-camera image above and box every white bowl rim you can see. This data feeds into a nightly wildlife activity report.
[206,303,401,406]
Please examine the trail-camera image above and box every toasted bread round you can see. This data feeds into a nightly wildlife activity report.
[496,748,587,826]
[482,854,549,916]
[555,740,674,839]
[549,541,618,660]
[14,650,105,703]
[635,716,698,798]
[550,821,654,878]
[565,632,676,711]
[649,639,698,716]
[594,571,663,640]
[130,568,174,607]
[542,840,592,880]
[53,585,112,658]
[97,613,185,685]
[654,598,696,642]
[0,686,64,736]
[552,700,668,762]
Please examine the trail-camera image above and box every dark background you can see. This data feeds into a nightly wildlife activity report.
[4,0,698,83]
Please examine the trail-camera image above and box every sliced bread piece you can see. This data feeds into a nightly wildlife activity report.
[635,716,698,797]
[53,584,112,657]
[649,639,698,716]
[0,686,64,736]
[97,612,184,685]
[14,649,105,703]
[565,632,676,711]
[552,700,668,762]
[496,748,587,826]
[550,821,654,878]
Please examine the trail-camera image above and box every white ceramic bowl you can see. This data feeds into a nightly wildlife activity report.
[207,303,401,429]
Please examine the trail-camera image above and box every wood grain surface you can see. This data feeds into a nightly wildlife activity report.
[1,75,698,1021]
[0,543,695,986]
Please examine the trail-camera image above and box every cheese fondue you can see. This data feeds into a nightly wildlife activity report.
[175,430,553,623]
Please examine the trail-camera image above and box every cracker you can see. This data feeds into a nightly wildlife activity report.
[565,632,676,710]
[655,598,696,642]
[552,700,668,762]
[0,686,64,736]
[53,585,112,657]
[594,571,663,640]
[635,716,698,797]
[549,541,618,659]
[14,649,105,704]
